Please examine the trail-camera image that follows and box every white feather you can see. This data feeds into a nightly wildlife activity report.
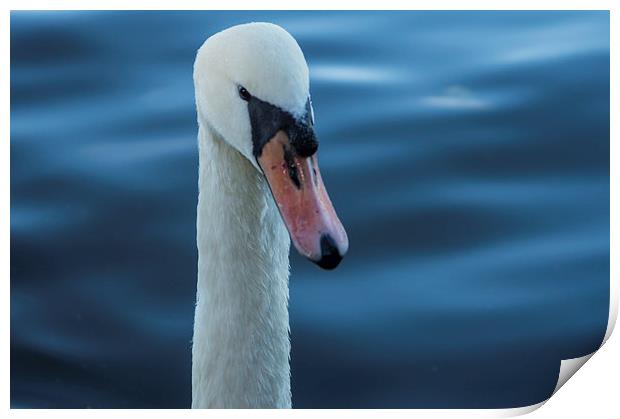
[191,22,310,408]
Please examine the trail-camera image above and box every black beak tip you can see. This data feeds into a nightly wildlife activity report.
[315,234,343,270]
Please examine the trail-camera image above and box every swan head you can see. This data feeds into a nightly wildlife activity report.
[194,22,348,270]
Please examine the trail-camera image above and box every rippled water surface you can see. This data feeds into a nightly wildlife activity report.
[11,11,610,408]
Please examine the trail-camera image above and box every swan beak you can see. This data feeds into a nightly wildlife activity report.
[258,130,349,269]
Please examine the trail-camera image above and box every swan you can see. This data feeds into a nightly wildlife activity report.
[191,22,349,408]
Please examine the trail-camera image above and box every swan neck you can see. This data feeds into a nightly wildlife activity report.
[192,121,292,408]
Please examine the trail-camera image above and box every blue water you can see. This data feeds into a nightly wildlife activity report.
[10,11,610,408]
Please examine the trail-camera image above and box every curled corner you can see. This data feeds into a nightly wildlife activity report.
[552,353,594,395]
[549,275,618,395]
[547,260,618,395]
[501,401,546,417]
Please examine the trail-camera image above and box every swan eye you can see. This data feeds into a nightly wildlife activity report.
[238,86,252,101]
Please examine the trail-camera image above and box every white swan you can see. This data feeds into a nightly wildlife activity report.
[191,23,349,409]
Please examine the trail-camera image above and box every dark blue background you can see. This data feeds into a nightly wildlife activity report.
[10,11,610,408]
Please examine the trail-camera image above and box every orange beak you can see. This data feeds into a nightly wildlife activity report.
[257,130,348,269]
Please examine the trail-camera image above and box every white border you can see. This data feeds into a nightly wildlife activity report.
[1,0,618,11]
[3,1,617,418]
